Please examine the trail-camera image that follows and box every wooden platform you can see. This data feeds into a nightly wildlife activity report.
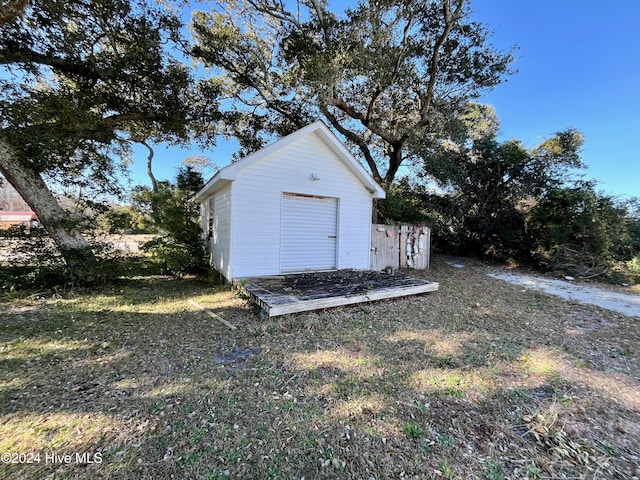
[237,270,439,317]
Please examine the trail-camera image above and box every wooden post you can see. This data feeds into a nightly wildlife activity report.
[425,227,431,270]
[188,299,237,330]
[399,225,408,268]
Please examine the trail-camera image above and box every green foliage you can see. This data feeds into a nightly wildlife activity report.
[142,235,206,278]
[0,0,219,278]
[628,255,640,275]
[419,130,584,261]
[403,423,424,439]
[192,0,514,185]
[1,0,196,186]
[0,225,158,291]
[386,128,640,283]
[95,204,154,234]
[0,225,61,267]
[483,460,506,480]
[529,185,639,280]
[377,178,432,224]
[625,214,640,252]
[138,167,208,277]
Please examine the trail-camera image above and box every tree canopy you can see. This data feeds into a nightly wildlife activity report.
[424,128,585,256]
[191,0,514,186]
[0,0,219,279]
[1,0,636,285]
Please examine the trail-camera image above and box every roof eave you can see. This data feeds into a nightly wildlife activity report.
[194,120,387,201]
[193,170,236,202]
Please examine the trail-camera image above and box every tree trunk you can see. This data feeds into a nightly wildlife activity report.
[139,139,158,193]
[384,144,404,187]
[0,138,98,279]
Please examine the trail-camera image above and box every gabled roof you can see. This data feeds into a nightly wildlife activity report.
[0,211,37,222]
[194,121,386,201]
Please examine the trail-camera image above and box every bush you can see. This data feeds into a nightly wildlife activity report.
[135,166,210,277]
[0,225,158,291]
[141,235,207,277]
[387,179,639,283]
[527,185,637,281]
[95,204,154,234]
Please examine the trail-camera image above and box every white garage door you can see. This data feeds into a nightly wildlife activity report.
[281,193,338,273]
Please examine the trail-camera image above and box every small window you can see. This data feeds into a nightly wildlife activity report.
[207,197,215,238]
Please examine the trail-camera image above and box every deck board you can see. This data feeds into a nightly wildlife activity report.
[237,270,438,317]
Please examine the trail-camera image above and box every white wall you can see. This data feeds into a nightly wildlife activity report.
[229,131,373,278]
[204,183,233,279]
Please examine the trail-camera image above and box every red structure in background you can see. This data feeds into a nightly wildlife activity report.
[0,211,38,229]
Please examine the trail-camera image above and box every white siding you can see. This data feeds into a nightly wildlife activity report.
[206,184,233,279]
[229,132,373,278]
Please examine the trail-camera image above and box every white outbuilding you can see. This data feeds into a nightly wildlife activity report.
[194,121,386,280]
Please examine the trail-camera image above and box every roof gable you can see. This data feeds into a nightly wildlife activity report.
[0,211,37,222]
[195,121,385,201]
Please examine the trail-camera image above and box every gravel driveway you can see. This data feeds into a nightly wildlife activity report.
[489,272,640,317]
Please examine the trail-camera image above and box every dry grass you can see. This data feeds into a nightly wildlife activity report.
[1,257,639,479]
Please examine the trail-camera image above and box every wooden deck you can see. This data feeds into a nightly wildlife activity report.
[237,270,439,317]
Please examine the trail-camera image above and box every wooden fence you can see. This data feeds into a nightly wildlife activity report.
[370,224,431,272]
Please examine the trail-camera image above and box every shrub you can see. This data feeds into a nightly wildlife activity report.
[141,235,207,277]
[136,166,209,277]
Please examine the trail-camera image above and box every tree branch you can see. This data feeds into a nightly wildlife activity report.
[419,0,465,126]
[307,0,325,23]
[384,145,403,186]
[328,97,401,148]
[320,104,382,183]
[0,47,101,80]
[365,86,383,124]
[0,0,28,25]
[136,138,158,193]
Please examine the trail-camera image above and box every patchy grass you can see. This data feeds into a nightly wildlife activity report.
[1,257,639,479]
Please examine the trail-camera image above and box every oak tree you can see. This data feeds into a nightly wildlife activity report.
[0,0,213,280]
[192,0,514,187]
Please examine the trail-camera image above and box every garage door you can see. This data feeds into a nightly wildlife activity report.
[281,193,338,273]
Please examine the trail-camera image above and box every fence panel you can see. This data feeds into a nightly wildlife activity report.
[371,224,431,271]
[370,224,400,271]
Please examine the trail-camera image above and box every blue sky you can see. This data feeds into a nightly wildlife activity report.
[133,0,639,198]
[471,1,639,198]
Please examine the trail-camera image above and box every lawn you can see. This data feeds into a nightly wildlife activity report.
[1,257,638,479]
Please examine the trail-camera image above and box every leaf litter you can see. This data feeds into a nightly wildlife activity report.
[0,258,638,479]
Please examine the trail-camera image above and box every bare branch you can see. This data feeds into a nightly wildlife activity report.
[307,0,325,24]
[136,138,158,193]
[320,104,382,183]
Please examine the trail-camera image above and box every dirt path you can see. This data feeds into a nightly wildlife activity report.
[489,272,640,317]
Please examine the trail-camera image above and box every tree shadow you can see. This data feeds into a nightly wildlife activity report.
[1,271,639,479]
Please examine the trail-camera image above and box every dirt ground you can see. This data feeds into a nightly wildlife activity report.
[1,256,639,479]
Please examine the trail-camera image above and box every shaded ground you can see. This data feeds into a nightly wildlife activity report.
[1,256,639,479]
